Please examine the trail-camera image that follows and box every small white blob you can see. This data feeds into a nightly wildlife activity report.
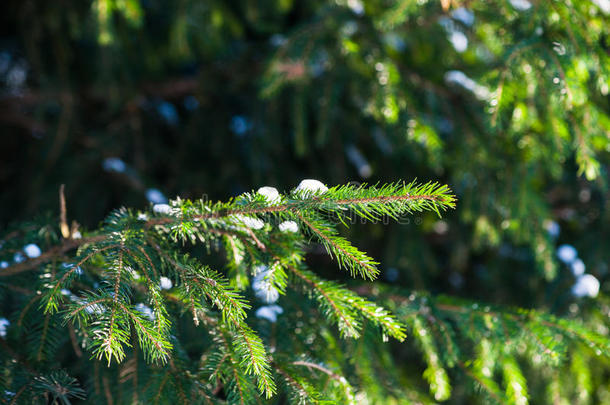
[433,221,449,235]
[252,269,271,288]
[153,204,172,214]
[452,7,474,26]
[449,30,468,53]
[444,70,490,100]
[13,253,24,263]
[252,269,279,304]
[253,264,268,275]
[543,220,560,238]
[159,276,173,290]
[135,303,155,320]
[102,157,126,173]
[255,287,279,304]
[60,289,72,296]
[137,213,148,221]
[294,179,328,196]
[571,259,585,276]
[279,221,298,233]
[572,274,600,298]
[0,261,8,269]
[72,231,82,239]
[510,0,532,11]
[255,305,284,323]
[557,244,577,264]
[23,243,41,258]
[233,215,264,230]
[347,0,364,15]
[257,186,281,204]
[593,0,610,14]
[146,188,168,204]
[0,318,10,337]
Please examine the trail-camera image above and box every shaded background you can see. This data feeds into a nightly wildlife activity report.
[1,0,610,402]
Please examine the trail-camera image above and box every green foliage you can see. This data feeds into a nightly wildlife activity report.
[1,0,610,403]
[0,180,450,402]
[2,180,610,403]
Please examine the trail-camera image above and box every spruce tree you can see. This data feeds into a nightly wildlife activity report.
[1,0,610,403]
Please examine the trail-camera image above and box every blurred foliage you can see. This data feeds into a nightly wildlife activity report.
[1,0,610,403]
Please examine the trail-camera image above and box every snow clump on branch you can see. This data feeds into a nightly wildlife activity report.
[257,186,281,204]
[294,179,328,196]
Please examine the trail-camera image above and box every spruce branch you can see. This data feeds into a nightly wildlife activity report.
[283,259,406,340]
[145,180,455,225]
[273,363,323,404]
[295,212,380,280]
[290,359,355,403]
[501,355,528,405]
[284,262,361,338]
[411,316,452,401]
[0,179,454,402]
[457,361,506,405]
[230,323,276,398]
[385,290,610,402]
[162,250,250,326]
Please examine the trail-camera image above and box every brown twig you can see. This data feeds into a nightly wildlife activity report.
[59,184,70,239]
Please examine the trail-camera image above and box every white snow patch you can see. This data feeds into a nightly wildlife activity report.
[23,243,41,258]
[233,214,264,230]
[347,0,364,15]
[279,221,298,233]
[593,0,610,13]
[557,244,577,264]
[146,188,168,204]
[571,259,586,276]
[445,70,490,100]
[257,186,281,204]
[510,0,532,11]
[256,305,284,323]
[572,274,600,298]
[0,318,10,337]
[252,268,279,304]
[135,303,155,320]
[452,7,474,26]
[153,204,172,214]
[449,30,468,53]
[159,276,173,290]
[294,179,328,196]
